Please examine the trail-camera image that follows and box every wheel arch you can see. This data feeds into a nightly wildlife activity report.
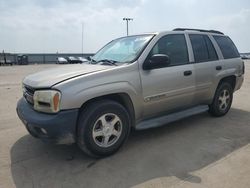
[78,92,136,128]
[218,75,236,90]
[210,74,236,104]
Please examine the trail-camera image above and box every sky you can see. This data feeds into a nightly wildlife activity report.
[0,0,250,53]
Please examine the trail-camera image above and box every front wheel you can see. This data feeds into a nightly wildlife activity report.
[209,82,233,117]
[77,100,131,157]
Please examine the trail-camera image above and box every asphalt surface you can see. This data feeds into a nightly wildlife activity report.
[0,61,250,188]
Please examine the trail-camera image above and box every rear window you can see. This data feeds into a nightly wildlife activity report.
[213,36,240,59]
[189,34,218,63]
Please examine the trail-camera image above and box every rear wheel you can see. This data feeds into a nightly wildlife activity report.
[77,100,131,157]
[209,82,233,117]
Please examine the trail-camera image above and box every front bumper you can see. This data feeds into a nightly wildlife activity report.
[16,98,79,144]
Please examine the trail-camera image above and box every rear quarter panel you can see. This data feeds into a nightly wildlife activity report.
[210,57,243,100]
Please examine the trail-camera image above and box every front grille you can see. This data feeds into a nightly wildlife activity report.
[23,85,35,105]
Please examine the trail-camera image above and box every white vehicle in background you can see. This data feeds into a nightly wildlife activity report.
[78,57,89,63]
[57,57,68,64]
[240,54,250,59]
[0,59,13,66]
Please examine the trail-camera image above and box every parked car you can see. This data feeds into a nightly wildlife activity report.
[57,57,68,64]
[17,55,28,65]
[17,28,244,157]
[78,57,89,63]
[241,55,248,59]
[240,54,250,59]
[0,59,13,66]
[66,56,82,64]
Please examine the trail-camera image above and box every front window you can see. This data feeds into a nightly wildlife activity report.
[149,34,189,66]
[91,34,154,65]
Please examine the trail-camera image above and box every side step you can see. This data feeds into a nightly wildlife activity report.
[136,105,209,130]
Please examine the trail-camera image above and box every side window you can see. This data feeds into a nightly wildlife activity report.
[150,34,189,66]
[190,34,218,63]
[204,36,218,61]
[213,36,240,59]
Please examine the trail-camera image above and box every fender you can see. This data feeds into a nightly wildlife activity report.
[58,81,143,121]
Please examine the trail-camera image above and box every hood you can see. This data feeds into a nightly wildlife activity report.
[23,64,112,88]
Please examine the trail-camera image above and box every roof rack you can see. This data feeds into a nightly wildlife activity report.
[173,28,224,35]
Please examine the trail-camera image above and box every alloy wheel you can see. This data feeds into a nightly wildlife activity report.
[92,113,122,148]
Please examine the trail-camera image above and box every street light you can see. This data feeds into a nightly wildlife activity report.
[123,17,133,36]
[81,22,84,56]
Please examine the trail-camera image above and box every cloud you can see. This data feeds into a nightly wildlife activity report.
[0,0,142,53]
[0,0,249,53]
[205,9,250,52]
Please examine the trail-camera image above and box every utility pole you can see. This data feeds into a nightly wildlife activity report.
[123,18,133,36]
[3,50,6,64]
[81,22,84,56]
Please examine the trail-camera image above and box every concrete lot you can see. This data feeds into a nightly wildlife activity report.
[0,61,250,188]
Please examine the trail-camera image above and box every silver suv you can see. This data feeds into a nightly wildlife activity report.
[17,28,244,157]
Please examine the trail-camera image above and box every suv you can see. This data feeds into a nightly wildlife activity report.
[17,28,244,157]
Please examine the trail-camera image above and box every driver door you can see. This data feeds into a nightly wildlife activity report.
[139,34,196,118]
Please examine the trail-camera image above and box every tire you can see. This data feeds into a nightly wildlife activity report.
[77,100,131,157]
[209,82,233,117]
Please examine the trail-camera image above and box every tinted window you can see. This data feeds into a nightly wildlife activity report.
[190,34,218,62]
[204,36,218,61]
[150,34,188,66]
[213,36,240,59]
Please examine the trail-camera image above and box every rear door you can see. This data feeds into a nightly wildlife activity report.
[188,34,219,104]
[139,34,196,118]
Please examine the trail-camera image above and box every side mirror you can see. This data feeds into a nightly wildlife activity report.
[143,54,170,70]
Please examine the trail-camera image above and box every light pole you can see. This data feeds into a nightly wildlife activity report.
[81,23,84,56]
[123,18,133,36]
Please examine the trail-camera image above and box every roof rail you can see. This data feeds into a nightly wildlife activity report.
[173,28,224,35]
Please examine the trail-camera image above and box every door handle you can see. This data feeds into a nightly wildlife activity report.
[184,70,192,76]
[216,66,222,70]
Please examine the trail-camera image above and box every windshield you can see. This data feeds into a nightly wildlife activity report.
[91,34,154,64]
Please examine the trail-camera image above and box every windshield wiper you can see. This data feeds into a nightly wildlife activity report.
[97,59,118,66]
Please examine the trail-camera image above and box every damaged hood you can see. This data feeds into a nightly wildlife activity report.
[23,64,112,88]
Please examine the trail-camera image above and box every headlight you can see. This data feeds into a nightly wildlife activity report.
[33,90,61,113]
